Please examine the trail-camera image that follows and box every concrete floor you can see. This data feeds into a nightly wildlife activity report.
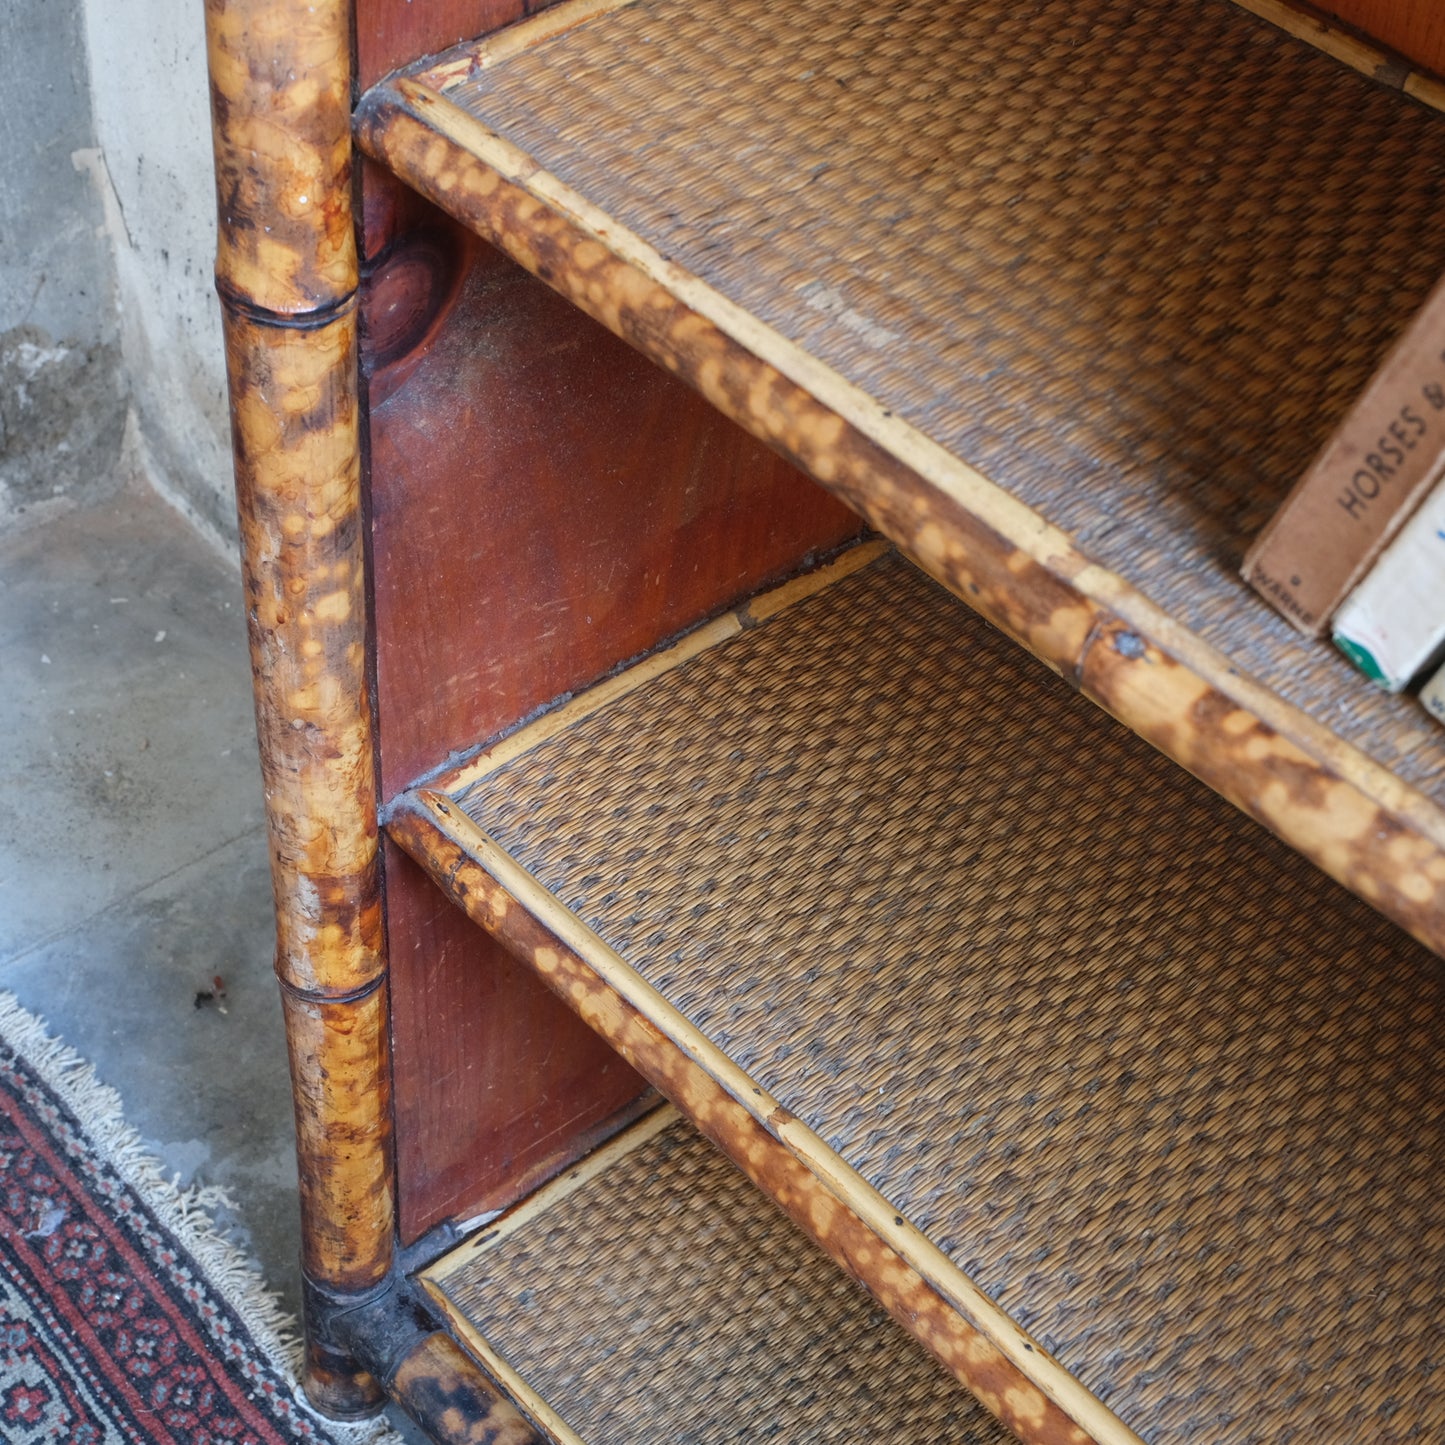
[0,461,424,1440]
[0,465,299,1283]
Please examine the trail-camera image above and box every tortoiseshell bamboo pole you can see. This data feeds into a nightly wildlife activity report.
[204,0,391,1417]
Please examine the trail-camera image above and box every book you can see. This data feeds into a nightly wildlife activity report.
[1242,268,1445,635]
[1332,476,1445,692]
[1422,657,1445,727]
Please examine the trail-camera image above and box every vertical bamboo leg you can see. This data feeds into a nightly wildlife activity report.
[204,0,391,1419]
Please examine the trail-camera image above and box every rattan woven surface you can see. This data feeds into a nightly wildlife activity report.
[436,1118,1003,1444]
[448,0,1445,802]
[454,553,1445,1444]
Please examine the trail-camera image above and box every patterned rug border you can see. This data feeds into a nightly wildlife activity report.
[0,989,404,1445]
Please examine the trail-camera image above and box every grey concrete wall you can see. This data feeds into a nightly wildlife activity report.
[80,0,236,548]
[0,0,127,529]
[1,0,238,549]
[0,0,116,343]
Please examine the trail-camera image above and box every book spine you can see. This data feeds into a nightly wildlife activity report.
[1332,478,1445,692]
[1242,269,1445,635]
[1422,657,1445,727]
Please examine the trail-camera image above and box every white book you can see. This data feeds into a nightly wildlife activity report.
[1332,478,1445,692]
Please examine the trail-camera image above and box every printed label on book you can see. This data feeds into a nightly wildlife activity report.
[1242,271,1445,635]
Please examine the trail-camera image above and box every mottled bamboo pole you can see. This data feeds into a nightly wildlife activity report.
[204,0,392,1418]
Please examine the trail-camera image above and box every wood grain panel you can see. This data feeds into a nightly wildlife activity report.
[1319,0,1445,73]
[385,840,654,1241]
[365,229,862,799]
[365,215,858,1238]
[356,0,540,89]
[357,0,858,1249]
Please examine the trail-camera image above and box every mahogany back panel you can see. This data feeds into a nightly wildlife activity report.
[381,841,656,1239]
[365,229,861,800]
[1320,0,1445,72]
[364,210,860,1240]
[355,0,558,88]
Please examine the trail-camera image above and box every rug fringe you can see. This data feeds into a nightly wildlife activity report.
[0,991,407,1445]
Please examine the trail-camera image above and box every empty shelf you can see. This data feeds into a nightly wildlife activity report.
[357,0,1445,955]
[425,1109,1009,1445]
[391,548,1445,1445]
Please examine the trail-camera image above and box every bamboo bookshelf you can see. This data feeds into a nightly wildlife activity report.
[206,0,1445,1441]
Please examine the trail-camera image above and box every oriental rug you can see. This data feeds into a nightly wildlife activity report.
[0,993,401,1445]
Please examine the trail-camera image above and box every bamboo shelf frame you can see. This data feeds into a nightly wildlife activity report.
[356,0,1445,958]
[205,1,551,1436]
[425,1107,1012,1444]
[209,0,1445,1440]
[388,547,1445,1445]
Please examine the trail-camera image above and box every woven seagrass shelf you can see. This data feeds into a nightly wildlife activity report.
[389,547,1445,1445]
[357,0,1445,958]
[208,0,1445,1440]
[425,1107,1011,1445]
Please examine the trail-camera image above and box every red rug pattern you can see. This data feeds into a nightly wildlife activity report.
[0,1005,378,1444]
